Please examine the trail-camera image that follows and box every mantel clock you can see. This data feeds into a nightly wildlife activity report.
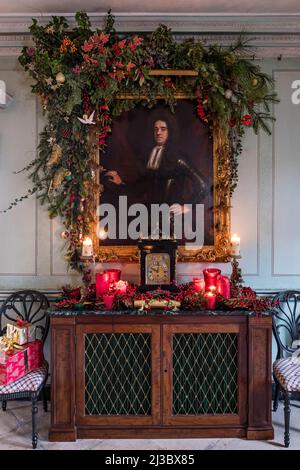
[138,238,178,291]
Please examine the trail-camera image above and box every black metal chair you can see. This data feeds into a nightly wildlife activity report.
[272,290,300,447]
[0,290,50,449]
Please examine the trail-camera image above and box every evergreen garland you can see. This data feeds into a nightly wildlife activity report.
[3,11,278,271]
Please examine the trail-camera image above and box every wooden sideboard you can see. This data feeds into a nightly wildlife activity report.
[48,310,274,441]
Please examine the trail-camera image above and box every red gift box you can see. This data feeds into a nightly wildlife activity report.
[0,339,43,386]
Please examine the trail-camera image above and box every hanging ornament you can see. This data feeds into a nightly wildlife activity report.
[252,78,258,87]
[224,53,235,65]
[45,77,53,86]
[77,111,96,125]
[62,128,71,139]
[47,136,56,145]
[224,89,233,100]
[47,143,62,167]
[241,114,252,126]
[60,230,69,239]
[56,72,66,84]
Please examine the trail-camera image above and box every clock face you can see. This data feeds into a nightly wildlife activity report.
[145,253,170,285]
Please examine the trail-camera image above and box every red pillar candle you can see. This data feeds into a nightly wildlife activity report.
[103,294,115,310]
[223,276,231,299]
[115,280,128,295]
[105,269,121,283]
[216,276,231,299]
[203,268,221,291]
[95,272,111,298]
[205,291,216,310]
[193,278,206,292]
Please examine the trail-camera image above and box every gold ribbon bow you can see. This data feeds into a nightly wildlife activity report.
[0,335,23,353]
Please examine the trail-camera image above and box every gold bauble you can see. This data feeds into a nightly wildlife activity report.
[252,78,258,87]
[224,89,233,100]
[56,72,66,84]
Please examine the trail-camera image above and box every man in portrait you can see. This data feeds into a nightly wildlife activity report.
[101,102,213,244]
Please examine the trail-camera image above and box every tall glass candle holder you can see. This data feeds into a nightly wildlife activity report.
[105,269,121,283]
[95,272,111,298]
[203,268,221,291]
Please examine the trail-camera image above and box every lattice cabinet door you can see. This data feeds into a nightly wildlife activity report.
[75,324,161,426]
[162,323,247,426]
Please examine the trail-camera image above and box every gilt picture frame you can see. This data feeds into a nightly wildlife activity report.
[90,71,232,263]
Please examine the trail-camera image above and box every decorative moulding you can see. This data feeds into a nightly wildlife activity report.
[1,14,300,57]
[1,13,300,34]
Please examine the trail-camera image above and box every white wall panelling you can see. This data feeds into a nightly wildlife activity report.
[273,70,300,276]
[0,68,37,276]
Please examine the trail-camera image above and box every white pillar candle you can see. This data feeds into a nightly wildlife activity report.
[82,237,93,257]
[230,234,240,256]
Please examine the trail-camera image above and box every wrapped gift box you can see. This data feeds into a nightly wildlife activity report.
[0,339,43,385]
[6,321,36,345]
[134,299,181,309]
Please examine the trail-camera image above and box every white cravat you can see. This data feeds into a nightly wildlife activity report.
[147,146,163,170]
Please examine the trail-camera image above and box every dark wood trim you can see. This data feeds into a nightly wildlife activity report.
[163,322,246,426]
[75,314,247,325]
[237,322,248,425]
[75,323,161,427]
[247,316,274,440]
[77,427,246,439]
[49,317,76,441]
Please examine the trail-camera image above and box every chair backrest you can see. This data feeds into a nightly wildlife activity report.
[272,290,300,360]
[0,290,50,343]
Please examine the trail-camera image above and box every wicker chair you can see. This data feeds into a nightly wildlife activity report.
[272,290,300,447]
[0,290,49,449]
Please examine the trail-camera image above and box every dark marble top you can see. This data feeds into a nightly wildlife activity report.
[47,307,259,317]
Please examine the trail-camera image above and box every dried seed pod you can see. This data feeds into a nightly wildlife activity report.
[47,144,62,167]
[53,168,70,188]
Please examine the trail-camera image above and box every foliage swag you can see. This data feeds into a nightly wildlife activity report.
[10,11,277,271]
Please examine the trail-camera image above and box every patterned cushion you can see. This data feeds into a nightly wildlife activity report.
[0,361,48,394]
[274,357,300,391]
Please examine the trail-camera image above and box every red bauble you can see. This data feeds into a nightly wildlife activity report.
[241,114,252,126]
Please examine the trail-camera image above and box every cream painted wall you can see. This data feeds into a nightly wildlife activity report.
[0,57,300,292]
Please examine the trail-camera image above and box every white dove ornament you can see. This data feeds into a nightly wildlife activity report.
[77,110,96,124]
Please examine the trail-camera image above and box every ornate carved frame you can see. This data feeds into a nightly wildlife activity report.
[90,70,232,263]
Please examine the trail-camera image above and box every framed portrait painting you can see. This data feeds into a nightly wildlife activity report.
[94,99,231,263]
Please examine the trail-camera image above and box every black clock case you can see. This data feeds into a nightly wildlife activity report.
[138,238,178,292]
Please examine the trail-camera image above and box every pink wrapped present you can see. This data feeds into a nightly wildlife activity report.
[0,339,43,385]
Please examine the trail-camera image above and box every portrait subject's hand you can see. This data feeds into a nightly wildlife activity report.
[106,170,123,185]
[170,203,190,216]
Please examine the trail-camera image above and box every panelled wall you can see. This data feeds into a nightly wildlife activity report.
[0,56,300,293]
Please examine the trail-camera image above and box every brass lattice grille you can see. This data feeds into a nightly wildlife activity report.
[173,333,238,415]
[85,333,152,415]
